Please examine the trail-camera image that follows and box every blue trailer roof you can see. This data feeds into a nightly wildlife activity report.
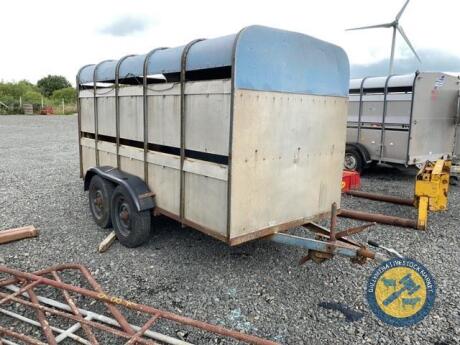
[78,25,349,97]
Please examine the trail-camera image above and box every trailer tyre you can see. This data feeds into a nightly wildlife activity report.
[111,185,151,248]
[88,175,115,228]
[344,147,364,172]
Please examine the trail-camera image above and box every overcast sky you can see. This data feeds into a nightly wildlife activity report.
[1,0,459,84]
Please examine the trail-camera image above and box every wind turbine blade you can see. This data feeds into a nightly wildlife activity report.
[397,25,421,63]
[346,23,393,31]
[396,0,410,21]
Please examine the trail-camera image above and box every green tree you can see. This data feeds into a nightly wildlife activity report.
[23,90,43,105]
[37,75,71,97]
[52,87,76,103]
[0,80,40,107]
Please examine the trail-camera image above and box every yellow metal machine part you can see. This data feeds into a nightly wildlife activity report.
[414,160,451,230]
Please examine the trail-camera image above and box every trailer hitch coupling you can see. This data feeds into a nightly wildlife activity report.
[268,203,390,265]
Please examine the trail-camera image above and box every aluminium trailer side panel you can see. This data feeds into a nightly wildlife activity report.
[347,72,459,166]
[347,90,413,164]
[80,80,231,239]
[456,124,460,161]
[229,90,347,242]
[78,25,350,245]
[407,73,459,164]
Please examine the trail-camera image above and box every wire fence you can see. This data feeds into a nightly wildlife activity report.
[0,98,76,115]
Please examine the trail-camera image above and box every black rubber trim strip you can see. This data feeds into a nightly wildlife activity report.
[81,132,228,165]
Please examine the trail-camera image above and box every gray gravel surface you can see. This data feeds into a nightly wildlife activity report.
[0,115,459,344]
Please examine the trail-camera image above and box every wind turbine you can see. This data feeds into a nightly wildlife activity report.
[347,0,421,75]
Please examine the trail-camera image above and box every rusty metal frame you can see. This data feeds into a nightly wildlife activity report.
[115,55,136,170]
[179,39,205,226]
[0,264,277,345]
[143,47,168,184]
[76,64,95,178]
[269,203,381,265]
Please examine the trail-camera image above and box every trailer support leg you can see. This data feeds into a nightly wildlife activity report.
[417,196,429,230]
[343,159,451,231]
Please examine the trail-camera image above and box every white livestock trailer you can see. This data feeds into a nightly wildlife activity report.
[345,72,460,171]
[76,25,385,264]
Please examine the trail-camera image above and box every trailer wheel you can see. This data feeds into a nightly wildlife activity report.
[344,147,364,172]
[88,175,114,228]
[111,185,151,247]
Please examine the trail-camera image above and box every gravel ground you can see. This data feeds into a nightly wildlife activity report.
[0,115,459,345]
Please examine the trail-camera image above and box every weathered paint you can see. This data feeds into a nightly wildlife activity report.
[77,26,349,97]
[229,90,347,239]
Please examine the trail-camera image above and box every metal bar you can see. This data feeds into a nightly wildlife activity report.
[51,271,99,345]
[268,233,373,259]
[115,55,136,170]
[70,264,135,335]
[338,208,418,229]
[405,72,419,165]
[302,222,362,247]
[0,265,278,345]
[26,287,57,345]
[3,285,191,345]
[1,264,136,334]
[379,75,393,162]
[0,325,46,345]
[125,315,159,345]
[93,60,115,167]
[329,202,337,241]
[76,64,94,178]
[226,28,246,242]
[0,226,38,245]
[0,279,42,305]
[335,222,376,239]
[179,39,205,226]
[346,190,415,206]
[357,76,369,142]
[0,308,90,345]
[54,315,93,344]
[143,47,168,184]
[0,292,154,345]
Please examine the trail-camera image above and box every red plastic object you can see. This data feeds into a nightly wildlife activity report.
[342,170,361,192]
[40,106,54,115]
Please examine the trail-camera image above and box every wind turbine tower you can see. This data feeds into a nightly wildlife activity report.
[347,0,421,75]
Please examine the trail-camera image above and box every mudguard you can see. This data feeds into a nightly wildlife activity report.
[84,166,155,212]
[346,142,372,165]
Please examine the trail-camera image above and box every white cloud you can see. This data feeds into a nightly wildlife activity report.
[0,0,459,84]
[99,16,152,37]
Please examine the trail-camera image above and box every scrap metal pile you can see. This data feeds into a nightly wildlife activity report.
[0,264,277,345]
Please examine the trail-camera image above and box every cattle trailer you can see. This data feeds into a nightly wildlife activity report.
[345,72,460,171]
[75,25,386,263]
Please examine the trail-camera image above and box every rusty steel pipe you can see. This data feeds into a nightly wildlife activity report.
[335,222,376,239]
[0,325,47,345]
[329,202,337,241]
[339,209,418,229]
[0,291,155,345]
[51,271,100,345]
[0,264,278,345]
[26,287,58,345]
[345,190,415,206]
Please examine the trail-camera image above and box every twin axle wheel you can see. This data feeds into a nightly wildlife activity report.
[88,176,151,247]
